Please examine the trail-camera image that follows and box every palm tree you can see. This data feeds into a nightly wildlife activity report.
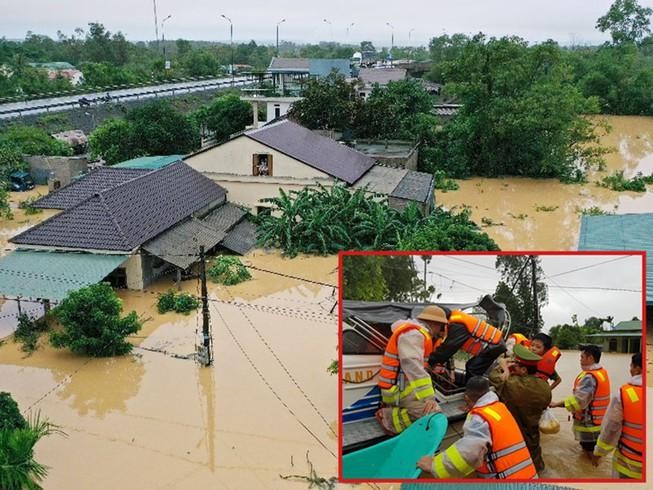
[0,412,64,490]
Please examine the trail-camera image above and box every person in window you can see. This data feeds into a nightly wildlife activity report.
[257,155,269,176]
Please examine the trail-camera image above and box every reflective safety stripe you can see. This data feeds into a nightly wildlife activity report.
[623,421,643,430]
[595,371,605,382]
[483,407,502,421]
[489,441,527,460]
[415,385,436,400]
[564,396,581,412]
[479,457,534,479]
[593,395,611,401]
[620,432,643,445]
[574,424,601,432]
[445,444,474,475]
[471,318,482,335]
[385,352,399,360]
[615,449,643,467]
[625,387,640,403]
[613,461,642,479]
[378,375,395,385]
[596,438,615,453]
[552,349,560,357]
[433,454,452,478]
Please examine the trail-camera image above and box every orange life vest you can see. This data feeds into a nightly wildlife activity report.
[535,347,561,381]
[470,400,537,479]
[618,383,644,464]
[508,333,531,348]
[378,322,433,389]
[572,367,611,427]
[449,310,503,356]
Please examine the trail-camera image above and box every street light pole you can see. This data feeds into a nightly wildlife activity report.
[162,14,172,70]
[323,18,333,42]
[408,28,415,64]
[276,18,286,57]
[386,22,394,66]
[152,0,160,50]
[221,14,234,84]
[346,22,355,39]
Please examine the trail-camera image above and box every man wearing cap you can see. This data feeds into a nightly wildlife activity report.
[375,305,444,435]
[427,306,506,382]
[489,344,552,472]
[550,344,611,455]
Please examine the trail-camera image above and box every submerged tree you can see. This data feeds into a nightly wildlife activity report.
[50,283,142,357]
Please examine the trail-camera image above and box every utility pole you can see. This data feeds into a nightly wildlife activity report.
[152,0,160,51]
[276,19,286,57]
[386,22,394,66]
[221,14,234,84]
[530,255,539,336]
[162,14,172,70]
[199,246,213,366]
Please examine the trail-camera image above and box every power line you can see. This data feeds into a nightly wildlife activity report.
[443,256,497,271]
[547,256,632,279]
[548,285,641,293]
[428,271,486,293]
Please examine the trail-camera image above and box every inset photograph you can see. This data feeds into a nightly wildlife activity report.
[339,252,645,483]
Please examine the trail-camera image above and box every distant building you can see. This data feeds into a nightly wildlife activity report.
[586,320,642,353]
[240,95,302,128]
[184,119,434,215]
[267,57,352,95]
[29,62,84,86]
[356,67,407,99]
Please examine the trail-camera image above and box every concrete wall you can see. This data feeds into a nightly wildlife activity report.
[388,194,432,216]
[26,155,88,187]
[266,101,293,122]
[124,254,144,290]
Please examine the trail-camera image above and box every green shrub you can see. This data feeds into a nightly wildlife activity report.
[208,256,252,285]
[433,169,460,192]
[50,283,141,357]
[18,195,42,215]
[0,392,26,431]
[0,125,72,156]
[597,170,653,192]
[157,290,200,315]
[0,143,28,185]
[13,313,48,353]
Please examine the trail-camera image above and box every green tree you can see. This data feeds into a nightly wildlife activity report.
[88,118,137,165]
[50,283,142,357]
[127,100,200,155]
[0,392,26,431]
[0,143,28,184]
[427,33,470,82]
[0,125,72,156]
[433,35,606,180]
[201,94,252,142]
[343,256,388,301]
[597,0,653,44]
[548,323,584,349]
[287,72,362,131]
[494,255,548,335]
[0,412,63,490]
[382,255,433,302]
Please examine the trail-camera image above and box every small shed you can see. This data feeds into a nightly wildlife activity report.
[586,320,642,353]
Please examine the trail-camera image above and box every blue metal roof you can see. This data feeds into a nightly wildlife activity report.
[113,155,183,169]
[578,213,652,305]
[309,59,351,77]
[0,250,128,301]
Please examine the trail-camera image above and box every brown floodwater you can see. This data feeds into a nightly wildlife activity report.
[437,116,653,250]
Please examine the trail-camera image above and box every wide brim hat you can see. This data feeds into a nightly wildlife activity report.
[417,305,448,324]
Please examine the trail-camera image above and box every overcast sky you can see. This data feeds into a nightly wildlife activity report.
[4,0,653,47]
[410,254,643,331]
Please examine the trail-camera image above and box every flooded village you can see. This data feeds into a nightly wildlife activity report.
[1,0,653,488]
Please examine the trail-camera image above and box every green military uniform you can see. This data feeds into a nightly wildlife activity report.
[489,344,552,472]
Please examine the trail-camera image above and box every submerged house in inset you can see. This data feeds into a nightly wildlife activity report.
[0,160,255,303]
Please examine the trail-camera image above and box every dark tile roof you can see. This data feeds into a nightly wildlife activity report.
[390,171,434,203]
[142,218,226,270]
[245,120,375,184]
[221,221,257,255]
[268,57,310,71]
[12,162,227,251]
[201,203,247,232]
[33,167,151,210]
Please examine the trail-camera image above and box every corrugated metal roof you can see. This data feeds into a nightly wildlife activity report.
[352,165,408,195]
[142,219,226,270]
[359,68,406,85]
[221,221,257,255]
[113,155,183,169]
[578,213,653,305]
[309,59,351,77]
[12,162,227,251]
[33,167,150,210]
[268,57,310,71]
[201,203,247,232]
[390,171,434,203]
[0,250,127,301]
[611,320,641,331]
[586,332,641,338]
[245,120,374,184]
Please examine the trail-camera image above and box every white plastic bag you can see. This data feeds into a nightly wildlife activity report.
[539,408,560,434]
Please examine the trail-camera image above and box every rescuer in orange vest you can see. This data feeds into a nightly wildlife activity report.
[530,333,563,390]
[506,332,531,356]
[417,376,538,479]
[375,305,444,435]
[550,344,611,454]
[427,308,506,382]
[591,352,643,479]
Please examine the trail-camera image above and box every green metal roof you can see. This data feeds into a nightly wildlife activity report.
[578,213,653,305]
[586,332,641,337]
[113,155,183,169]
[0,250,128,301]
[612,320,641,331]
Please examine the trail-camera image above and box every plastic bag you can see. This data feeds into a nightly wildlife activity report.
[539,408,560,434]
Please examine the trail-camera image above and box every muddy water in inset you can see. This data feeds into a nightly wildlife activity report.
[0,251,342,489]
[438,116,653,250]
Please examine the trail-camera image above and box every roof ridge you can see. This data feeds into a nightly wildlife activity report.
[97,192,130,249]
[97,164,161,197]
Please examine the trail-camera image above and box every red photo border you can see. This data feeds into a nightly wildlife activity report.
[337,250,647,485]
